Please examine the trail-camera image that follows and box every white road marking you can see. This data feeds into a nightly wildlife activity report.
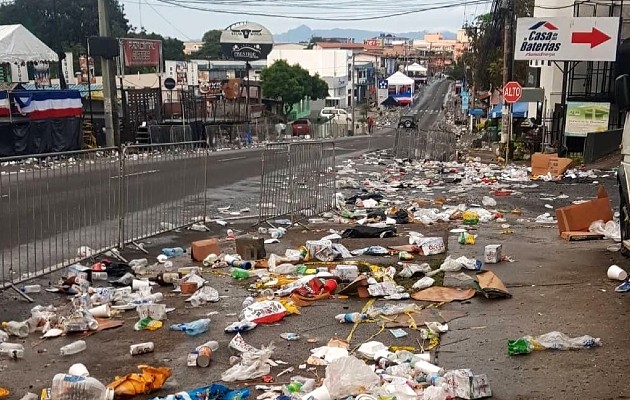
[217,156,246,163]
[111,169,159,179]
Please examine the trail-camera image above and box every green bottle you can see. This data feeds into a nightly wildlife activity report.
[231,268,251,280]
[507,338,532,355]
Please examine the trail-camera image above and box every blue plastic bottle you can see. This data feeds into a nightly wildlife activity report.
[162,247,185,258]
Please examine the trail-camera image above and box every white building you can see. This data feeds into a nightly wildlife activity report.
[267,49,353,109]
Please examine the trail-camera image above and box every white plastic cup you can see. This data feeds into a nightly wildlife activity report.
[302,385,331,400]
[68,363,90,377]
[88,304,111,318]
[132,279,150,290]
[607,265,628,281]
[414,360,444,376]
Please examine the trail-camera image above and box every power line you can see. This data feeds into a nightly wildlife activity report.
[143,0,193,40]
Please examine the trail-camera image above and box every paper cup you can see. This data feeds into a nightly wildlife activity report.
[88,304,111,318]
[302,385,331,400]
[607,265,628,281]
[132,279,150,290]
[68,363,90,377]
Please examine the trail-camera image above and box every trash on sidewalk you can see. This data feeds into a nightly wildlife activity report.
[508,331,601,355]
[556,185,613,236]
[411,287,476,302]
[107,365,172,397]
[607,265,628,281]
[476,271,511,299]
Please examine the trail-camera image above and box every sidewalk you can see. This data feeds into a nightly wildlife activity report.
[0,149,627,399]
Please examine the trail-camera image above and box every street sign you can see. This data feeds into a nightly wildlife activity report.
[164,77,176,90]
[461,91,470,111]
[514,17,619,62]
[503,81,522,104]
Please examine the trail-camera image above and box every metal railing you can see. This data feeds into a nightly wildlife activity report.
[0,148,121,286]
[393,126,457,162]
[259,141,336,225]
[1,139,338,289]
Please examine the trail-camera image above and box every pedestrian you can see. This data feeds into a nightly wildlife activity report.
[367,116,374,134]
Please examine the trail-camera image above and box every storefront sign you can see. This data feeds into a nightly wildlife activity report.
[564,101,610,137]
[121,38,162,67]
[220,22,273,61]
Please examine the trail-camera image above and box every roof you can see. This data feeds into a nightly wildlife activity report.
[315,42,366,50]
[0,24,57,63]
[386,71,414,85]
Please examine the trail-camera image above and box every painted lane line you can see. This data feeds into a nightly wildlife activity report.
[111,169,159,179]
[217,156,247,163]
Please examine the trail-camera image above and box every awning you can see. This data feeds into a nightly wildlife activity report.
[490,102,528,119]
[468,108,484,116]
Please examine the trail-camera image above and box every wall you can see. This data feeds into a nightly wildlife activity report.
[267,49,352,108]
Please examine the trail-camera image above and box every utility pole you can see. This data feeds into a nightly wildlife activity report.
[98,0,119,146]
[351,52,356,136]
[501,0,514,161]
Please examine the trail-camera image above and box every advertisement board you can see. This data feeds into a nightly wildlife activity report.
[564,102,610,137]
[121,38,162,68]
[220,22,274,61]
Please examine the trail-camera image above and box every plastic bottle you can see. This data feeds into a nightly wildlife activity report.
[231,268,252,280]
[169,318,211,336]
[129,258,149,268]
[335,312,367,323]
[2,321,29,338]
[92,272,108,281]
[51,373,114,400]
[60,340,87,356]
[0,342,24,359]
[162,247,185,258]
[507,338,532,355]
[154,272,182,286]
[242,296,255,309]
[414,360,444,376]
[20,284,41,293]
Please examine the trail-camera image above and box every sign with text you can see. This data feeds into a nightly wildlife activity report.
[515,17,619,61]
[503,81,522,103]
[564,101,610,137]
[61,52,75,84]
[220,21,273,61]
[10,62,28,83]
[121,38,162,68]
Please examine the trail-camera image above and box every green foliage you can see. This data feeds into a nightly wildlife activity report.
[129,30,184,62]
[195,30,223,59]
[0,0,130,53]
[260,60,329,118]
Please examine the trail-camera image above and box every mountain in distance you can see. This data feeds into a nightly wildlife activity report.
[274,24,457,43]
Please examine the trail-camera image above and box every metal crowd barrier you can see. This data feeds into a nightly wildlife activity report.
[259,141,336,225]
[393,126,457,162]
[0,148,121,288]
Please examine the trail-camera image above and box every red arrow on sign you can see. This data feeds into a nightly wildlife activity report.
[571,27,611,48]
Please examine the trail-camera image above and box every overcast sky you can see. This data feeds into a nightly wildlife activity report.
[121,1,490,41]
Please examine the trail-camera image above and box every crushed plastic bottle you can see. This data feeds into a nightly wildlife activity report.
[169,318,211,336]
[60,340,87,356]
[51,373,114,400]
[335,312,368,323]
[162,247,185,258]
[2,321,29,338]
[508,331,601,355]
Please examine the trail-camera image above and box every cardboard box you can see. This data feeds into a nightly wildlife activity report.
[484,244,502,264]
[555,185,613,235]
[235,237,266,260]
[191,238,221,262]
[531,153,572,177]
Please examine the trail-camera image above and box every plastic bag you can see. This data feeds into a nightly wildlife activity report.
[220,344,275,382]
[482,196,497,207]
[242,301,288,324]
[589,219,621,241]
[186,286,220,307]
[412,277,435,290]
[323,356,380,399]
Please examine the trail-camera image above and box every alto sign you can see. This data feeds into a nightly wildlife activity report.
[514,17,619,62]
[503,81,522,104]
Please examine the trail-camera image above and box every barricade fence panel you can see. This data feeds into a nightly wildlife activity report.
[120,141,208,244]
[0,148,121,288]
[259,141,336,225]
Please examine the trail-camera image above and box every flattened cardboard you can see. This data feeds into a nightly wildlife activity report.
[555,185,613,235]
[411,287,476,302]
[477,271,511,299]
[531,152,572,177]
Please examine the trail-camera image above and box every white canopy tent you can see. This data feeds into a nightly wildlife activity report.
[386,71,414,86]
[0,24,57,64]
[406,62,428,74]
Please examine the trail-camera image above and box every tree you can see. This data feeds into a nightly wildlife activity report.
[0,0,130,54]
[260,60,329,120]
[194,30,223,59]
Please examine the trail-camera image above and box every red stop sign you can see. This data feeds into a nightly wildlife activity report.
[503,81,522,103]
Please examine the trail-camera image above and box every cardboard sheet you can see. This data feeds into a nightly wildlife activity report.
[531,153,572,178]
[477,271,511,299]
[555,185,613,234]
[411,287,476,302]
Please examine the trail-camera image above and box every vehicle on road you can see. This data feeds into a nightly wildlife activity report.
[319,108,352,121]
[398,115,418,129]
[291,119,312,136]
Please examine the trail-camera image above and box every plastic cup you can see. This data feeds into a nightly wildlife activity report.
[607,264,628,281]
[68,363,90,377]
[302,385,331,400]
[88,304,111,318]
[132,279,150,290]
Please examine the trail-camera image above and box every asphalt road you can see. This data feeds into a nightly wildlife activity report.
[0,79,452,282]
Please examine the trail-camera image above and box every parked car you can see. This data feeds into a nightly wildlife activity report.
[319,108,352,121]
[291,119,312,136]
[398,115,418,129]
